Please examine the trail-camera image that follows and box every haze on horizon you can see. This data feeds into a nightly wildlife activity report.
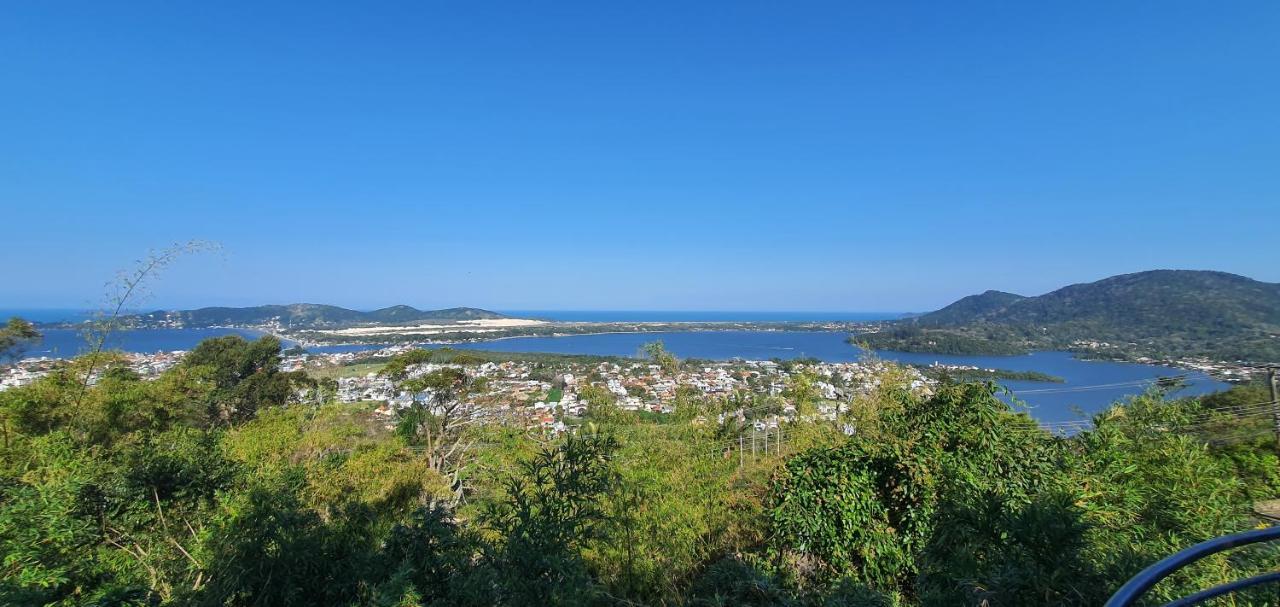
[2,1,1277,313]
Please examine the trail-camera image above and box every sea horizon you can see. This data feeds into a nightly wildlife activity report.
[2,307,907,324]
[497,310,905,322]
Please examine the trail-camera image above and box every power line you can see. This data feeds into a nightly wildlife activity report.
[1011,376,1189,395]
[1029,399,1280,433]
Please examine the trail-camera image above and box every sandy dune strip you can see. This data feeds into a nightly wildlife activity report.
[321,318,548,337]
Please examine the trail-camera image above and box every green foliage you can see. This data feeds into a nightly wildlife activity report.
[1201,381,1272,410]
[926,367,1065,383]
[585,419,770,604]
[771,438,934,588]
[0,453,127,605]
[484,432,619,606]
[770,383,1056,595]
[643,340,680,374]
[783,372,822,417]
[918,489,1096,606]
[685,557,797,606]
[579,384,631,424]
[768,382,1280,605]
[403,367,469,396]
[0,317,40,362]
[181,335,305,424]
[1053,394,1275,605]
[379,349,434,381]
[855,325,1030,355]
[778,357,823,372]
[193,484,379,606]
[372,505,479,605]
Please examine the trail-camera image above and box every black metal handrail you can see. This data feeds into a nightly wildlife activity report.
[1105,525,1280,607]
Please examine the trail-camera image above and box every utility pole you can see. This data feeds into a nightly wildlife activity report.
[739,435,744,469]
[1269,367,1280,449]
[751,431,756,460]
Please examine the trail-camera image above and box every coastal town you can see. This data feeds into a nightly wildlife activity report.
[332,351,932,432]
[1,351,188,391]
[1,343,935,435]
[4,332,1265,412]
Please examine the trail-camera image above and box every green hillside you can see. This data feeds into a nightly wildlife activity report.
[913,290,1028,326]
[862,270,1280,362]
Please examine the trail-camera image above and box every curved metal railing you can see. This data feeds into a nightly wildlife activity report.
[1105,525,1280,607]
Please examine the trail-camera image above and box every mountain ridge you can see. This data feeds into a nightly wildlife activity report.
[863,270,1280,363]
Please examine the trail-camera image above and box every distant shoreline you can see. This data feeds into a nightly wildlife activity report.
[271,323,848,350]
[19,318,1266,384]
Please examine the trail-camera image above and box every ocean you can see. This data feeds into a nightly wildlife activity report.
[3,308,905,324]
[497,310,904,322]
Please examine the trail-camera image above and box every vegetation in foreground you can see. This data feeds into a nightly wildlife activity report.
[2,331,1280,606]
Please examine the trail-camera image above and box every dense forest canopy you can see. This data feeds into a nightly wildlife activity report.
[2,331,1279,606]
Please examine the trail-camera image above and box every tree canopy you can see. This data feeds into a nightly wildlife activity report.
[0,317,39,362]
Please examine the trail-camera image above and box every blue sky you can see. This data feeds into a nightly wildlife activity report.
[2,1,1277,312]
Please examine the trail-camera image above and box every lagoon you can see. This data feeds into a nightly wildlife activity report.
[23,327,272,358]
[452,331,1229,423]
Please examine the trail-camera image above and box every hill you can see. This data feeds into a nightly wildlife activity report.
[133,304,508,328]
[913,290,1027,326]
[862,270,1280,363]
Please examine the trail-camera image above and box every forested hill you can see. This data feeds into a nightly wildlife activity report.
[863,270,1280,362]
[912,290,1028,326]
[129,304,508,328]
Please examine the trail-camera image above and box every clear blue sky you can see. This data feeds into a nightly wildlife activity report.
[2,1,1277,312]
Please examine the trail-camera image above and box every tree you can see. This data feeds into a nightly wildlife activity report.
[783,371,821,418]
[642,340,679,374]
[379,349,434,382]
[398,368,480,503]
[180,335,303,425]
[578,384,629,424]
[0,317,39,362]
[768,382,1061,595]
